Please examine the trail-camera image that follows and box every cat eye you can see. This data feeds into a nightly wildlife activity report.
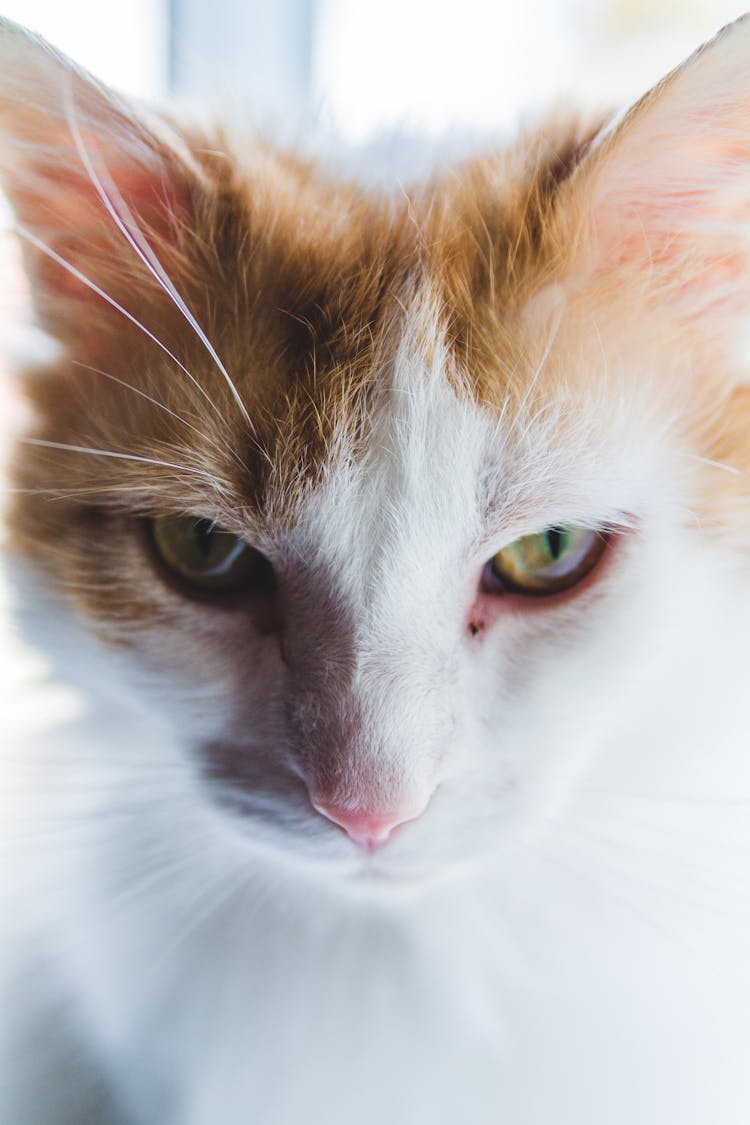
[485,526,608,597]
[148,516,273,596]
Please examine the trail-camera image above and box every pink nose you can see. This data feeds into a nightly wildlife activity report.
[313,802,421,852]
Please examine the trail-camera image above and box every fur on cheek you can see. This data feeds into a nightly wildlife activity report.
[3,13,750,1125]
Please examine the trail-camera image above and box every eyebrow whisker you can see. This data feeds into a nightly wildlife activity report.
[14,224,232,432]
[69,361,247,473]
[63,77,254,432]
[19,436,229,485]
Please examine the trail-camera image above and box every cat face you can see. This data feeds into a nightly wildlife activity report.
[2,17,749,881]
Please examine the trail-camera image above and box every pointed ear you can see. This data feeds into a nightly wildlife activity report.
[0,18,203,346]
[559,15,750,352]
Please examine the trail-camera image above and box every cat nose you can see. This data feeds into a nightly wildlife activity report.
[312,801,424,852]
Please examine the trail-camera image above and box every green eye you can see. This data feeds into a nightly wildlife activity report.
[487,526,607,596]
[148,516,273,596]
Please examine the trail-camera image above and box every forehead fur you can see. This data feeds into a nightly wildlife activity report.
[6,95,750,584]
[7,116,597,513]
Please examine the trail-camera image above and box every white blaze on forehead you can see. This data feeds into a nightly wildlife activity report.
[287,284,668,614]
[292,298,490,620]
[273,302,491,809]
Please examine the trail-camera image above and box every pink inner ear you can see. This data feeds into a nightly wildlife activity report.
[588,151,750,321]
[60,122,187,231]
[16,130,188,307]
[571,15,750,323]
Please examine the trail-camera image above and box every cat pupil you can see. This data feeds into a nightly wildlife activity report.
[194,519,216,560]
[546,528,564,560]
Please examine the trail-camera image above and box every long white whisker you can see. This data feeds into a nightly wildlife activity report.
[582,788,750,808]
[69,361,243,467]
[526,832,707,960]
[63,78,253,431]
[680,452,741,476]
[147,864,252,972]
[20,436,225,482]
[14,225,229,426]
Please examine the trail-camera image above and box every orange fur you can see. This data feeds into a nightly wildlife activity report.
[2,20,750,640]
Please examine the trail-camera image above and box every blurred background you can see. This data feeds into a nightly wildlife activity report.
[1,0,748,134]
[0,0,748,411]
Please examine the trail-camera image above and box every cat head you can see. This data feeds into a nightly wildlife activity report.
[1,17,749,882]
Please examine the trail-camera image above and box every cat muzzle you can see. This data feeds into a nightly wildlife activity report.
[311,798,430,852]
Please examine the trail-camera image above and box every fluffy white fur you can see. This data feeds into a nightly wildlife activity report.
[3,16,750,1125]
[3,329,750,1123]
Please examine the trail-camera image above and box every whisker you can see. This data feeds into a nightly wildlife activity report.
[583,788,750,808]
[69,360,245,470]
[679,451,741,476]
[14,224,230,427]
[64,78,254,431]
[19,436,227,483]
[524,832,710,962]
[0,484,179,502]
[146,863,253,972]
[550,819,750,920]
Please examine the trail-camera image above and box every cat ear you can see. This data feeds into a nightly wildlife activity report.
[560,14,750,349]
[0,18,202,346]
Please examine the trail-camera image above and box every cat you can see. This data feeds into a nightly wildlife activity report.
[1,12,750,1125]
